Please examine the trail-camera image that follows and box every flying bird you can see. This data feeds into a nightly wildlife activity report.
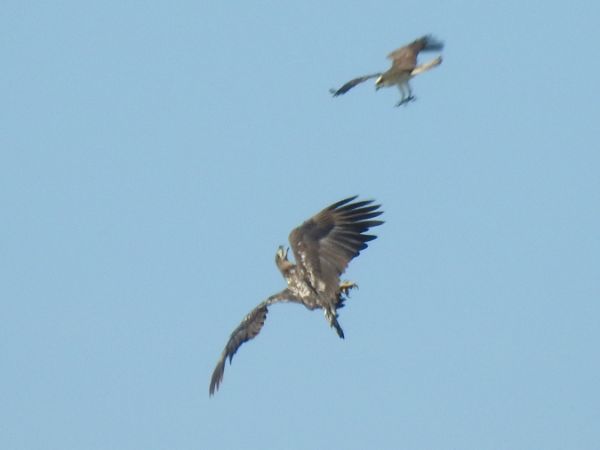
[209,196,383,395]
[330,35,444,106]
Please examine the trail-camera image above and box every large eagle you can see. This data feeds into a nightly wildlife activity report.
[330,35,444,106]
[209,196,383,395]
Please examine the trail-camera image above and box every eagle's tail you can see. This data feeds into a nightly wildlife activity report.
[411,56,442,76]
[324,307,345,339]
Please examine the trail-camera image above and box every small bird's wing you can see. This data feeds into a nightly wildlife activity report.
[329,73,382,96]
[387,35,444,72]
[209,302,269,395]
[288,196,383,300]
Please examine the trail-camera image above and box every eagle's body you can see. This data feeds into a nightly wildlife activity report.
[209,196,383,395]
[330,35,444,106]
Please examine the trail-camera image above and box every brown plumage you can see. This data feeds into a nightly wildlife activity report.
[209,196,383,395]
[330,35,444,106]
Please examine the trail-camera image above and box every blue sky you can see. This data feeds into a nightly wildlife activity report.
[2,1,599,449]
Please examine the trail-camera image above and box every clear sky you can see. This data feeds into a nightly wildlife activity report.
[2,1,599,449]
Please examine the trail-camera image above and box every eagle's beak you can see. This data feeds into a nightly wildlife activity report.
[277,245,285,259]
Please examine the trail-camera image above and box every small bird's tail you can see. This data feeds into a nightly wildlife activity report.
[411,56,442,76]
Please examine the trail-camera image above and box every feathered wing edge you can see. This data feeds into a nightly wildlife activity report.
[301,196,384,282]
[209,291,289,396]
[329,73,382,96]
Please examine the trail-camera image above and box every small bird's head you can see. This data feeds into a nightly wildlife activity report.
[375,75,384,91]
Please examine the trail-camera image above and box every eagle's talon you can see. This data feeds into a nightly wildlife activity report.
[339,281,358,296]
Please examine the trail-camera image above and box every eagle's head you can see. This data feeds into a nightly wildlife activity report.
[275,245,293,275]
[276,245,288,261]
[375,75,384,90]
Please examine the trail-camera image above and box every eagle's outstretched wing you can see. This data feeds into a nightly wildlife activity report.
[209,302,269,395]
[288,196,383,300]
[388,35,444,72]
[329,73,382,96]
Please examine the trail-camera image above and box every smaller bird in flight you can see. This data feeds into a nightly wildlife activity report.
[330,35,444,107]
[209,196,383,395]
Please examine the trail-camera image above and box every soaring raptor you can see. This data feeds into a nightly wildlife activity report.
[209,196,383,395]
[330,35,444,106]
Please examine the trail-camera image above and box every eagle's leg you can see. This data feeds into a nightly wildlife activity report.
[324,308,345,339]
[339,280,358,297]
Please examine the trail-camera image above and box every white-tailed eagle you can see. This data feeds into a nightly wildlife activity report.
[209,196,383,395]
